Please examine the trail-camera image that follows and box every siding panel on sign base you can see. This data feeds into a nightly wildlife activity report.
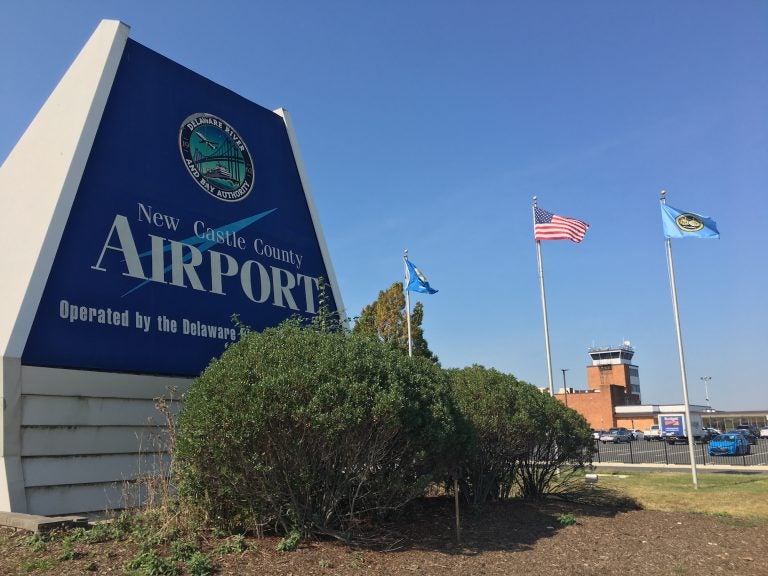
[22,453,170,487]
[26,482,131,516]
[21,396,179,427]
[21,426,162,457]
[20,366,190,399]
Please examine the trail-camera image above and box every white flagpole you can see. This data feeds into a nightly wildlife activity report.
[403,250,413,357]
[661,190,699,490]
[533,197,555,396]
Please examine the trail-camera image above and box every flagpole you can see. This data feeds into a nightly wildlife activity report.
[661,190,699,490]
[533,197,555,396]
[403,250,413,357]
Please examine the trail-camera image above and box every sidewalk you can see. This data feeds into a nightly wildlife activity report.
[592,461,768,473]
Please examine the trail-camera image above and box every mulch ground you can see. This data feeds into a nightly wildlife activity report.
[1,497,766,575]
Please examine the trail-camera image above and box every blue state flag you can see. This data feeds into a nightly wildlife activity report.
[660,202,720,239]
[405,259,438,294]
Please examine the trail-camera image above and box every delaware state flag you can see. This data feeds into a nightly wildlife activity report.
[405,259,438,294]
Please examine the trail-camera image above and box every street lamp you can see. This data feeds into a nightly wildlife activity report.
[700,376,712,410]
[561,369,569,406]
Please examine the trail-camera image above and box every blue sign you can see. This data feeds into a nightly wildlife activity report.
[660,415,684,436]
[22,40,339,376]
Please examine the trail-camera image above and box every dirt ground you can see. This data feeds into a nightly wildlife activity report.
[1,497,766,575]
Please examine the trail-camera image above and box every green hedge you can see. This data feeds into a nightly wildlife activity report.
[173,322,463,536]
[449,365,594,502]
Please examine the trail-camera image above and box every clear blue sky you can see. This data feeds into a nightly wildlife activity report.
[1,1,766,411]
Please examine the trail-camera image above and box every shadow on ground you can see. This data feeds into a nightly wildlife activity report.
[367,492,640,556]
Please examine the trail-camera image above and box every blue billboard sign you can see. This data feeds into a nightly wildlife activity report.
[21,39,340,377]
[660,415,684,436]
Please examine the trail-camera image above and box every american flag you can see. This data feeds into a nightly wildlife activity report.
[534,207,589,243]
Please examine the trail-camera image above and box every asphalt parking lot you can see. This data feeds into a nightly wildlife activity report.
[593,437,768,468]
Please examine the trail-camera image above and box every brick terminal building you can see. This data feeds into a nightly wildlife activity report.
[551,343,767,432]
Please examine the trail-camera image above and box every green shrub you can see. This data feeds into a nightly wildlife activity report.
[125,549,178,575]
[512,385,594,499]
[25,533,47,553]
[212,534,247,555]
[65,522,123,544]
[276,529,301,552]
[449,365,594,502]
[557,513,577,526]
[174,321,462,536]
[170,539,198,561]
[58,538,77,561]
[448,365,528,503]
[185,551,214,576]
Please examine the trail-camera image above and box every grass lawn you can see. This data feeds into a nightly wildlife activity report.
[595,471,768,521]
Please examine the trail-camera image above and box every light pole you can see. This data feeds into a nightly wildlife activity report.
[561,368,569,406]
[700,376,712,410]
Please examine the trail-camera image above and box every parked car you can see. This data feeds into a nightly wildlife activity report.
[630,429,645,441]
[704,427,721,439]
[726,429,758,445]
[760,426,768,440]
[736,424,760,438]
[591,429,606,440]
[708,433,751,456]
[644,424,662,441]
[599,428,633,443]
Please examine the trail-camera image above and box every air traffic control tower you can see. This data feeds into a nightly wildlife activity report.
[550,342,641,429]
[587,342,641,404]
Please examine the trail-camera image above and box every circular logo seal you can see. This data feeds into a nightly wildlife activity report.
[179,113,254,202]
[675,213,704,232]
